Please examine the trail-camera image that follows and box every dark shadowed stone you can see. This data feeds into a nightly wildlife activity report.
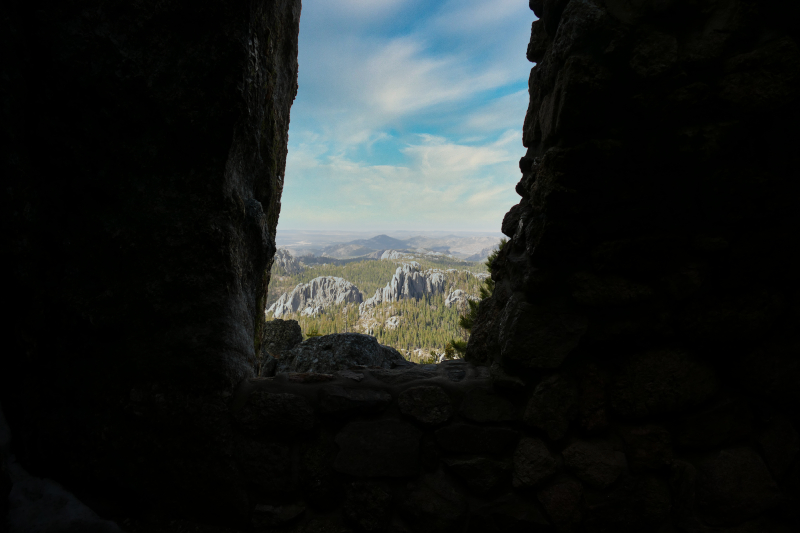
[523,374,578,440]
[443,456,511,494]
[278,333,406,374]
[400,469,467,533]
[673,397,753,449]
[756,414,800,483]
[611,349,718,419]
[435,424,519,454]
[562,440,627,489]
[578,364,608,433]
[513,437,559,488]
[371,368,438,385]
[318,386,392,416]
[299,430,340,510]
[499,295,588,369]
[584,476,671,533]
[334,419,421,477]
[343,481,393,532]
[287,372,336,383]
[236,440,296,493]
[537,475,584,532]
[467,492,551,533]
[251,502,306,529]
[234,390,315,435]
[459,388,518,423]
[618,425,673,471]
[630,30,678,78]
[570,272,654,306]
[262,319,303,357]
[695,447,784,526]
[398,386,452,426]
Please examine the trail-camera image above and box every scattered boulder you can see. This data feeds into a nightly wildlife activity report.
[277,333,406,374]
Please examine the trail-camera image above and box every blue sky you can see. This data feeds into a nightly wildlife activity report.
[276,0,535,233]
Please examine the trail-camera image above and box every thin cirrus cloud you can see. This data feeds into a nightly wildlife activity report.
[277,0,534,233]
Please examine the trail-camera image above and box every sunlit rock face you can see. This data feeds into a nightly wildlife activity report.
[268,276,364,318]
[361,262,447,309]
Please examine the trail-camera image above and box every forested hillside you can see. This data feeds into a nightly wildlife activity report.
[265,254,488,361]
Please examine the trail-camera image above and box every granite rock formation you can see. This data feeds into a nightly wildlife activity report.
[361,262,447,309]
[268,277,363,317]
[444,289,479,309]
[273,249,304,275]
[275,333,407,374]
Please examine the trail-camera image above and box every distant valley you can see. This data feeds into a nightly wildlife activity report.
[266,232,501,362]
[276,230,503,261]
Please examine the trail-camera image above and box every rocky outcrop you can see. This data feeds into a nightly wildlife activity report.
[272,249,303,275]
[361,263,447,309]
[444,289,479,309]
[275,333,407,373]
[260,319,304,376]
[364,249,414,260]
[1,0,300,524]
[268,277,363,317]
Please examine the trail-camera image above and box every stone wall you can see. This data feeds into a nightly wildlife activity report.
[465,0,800,530]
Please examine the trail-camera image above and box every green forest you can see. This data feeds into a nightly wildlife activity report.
[265,255,489,361]
[266,254,488,307]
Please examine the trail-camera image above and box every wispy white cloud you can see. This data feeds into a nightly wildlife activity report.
[278,0,534,231]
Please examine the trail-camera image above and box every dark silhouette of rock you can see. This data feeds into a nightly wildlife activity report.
[443,456,511,494]
[318,385,392,416]
[276,333,405,374]
[435,424,519,454]
[460,388,518,423]
[260,318,304,376]
[523,374,578,440]
[334,419,421,478]
[562,440,626,489]
[512,437,559,488]
[400,470,467,533]
[398,386,453,426]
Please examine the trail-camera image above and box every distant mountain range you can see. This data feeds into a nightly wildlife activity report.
[278,231,502,261]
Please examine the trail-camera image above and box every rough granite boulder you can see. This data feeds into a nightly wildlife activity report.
[260,319,304,376]
[276,333,407,374]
